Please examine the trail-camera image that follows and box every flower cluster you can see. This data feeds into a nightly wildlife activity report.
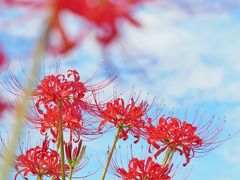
[1,68,228,179]
[34,70,87,111]
[0,1,234,179]
[11,69,108,179]
[96,93,228,179]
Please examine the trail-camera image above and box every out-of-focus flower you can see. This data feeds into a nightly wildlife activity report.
[115,157,172,180]
[64,0,145,46]
[4,0,150,54]
[0,49,6,68]
[14,138,69,179]
[0,100,7,118]
[98,97,149,143]
[145,115,224,166]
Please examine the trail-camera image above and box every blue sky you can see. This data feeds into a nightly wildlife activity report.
[0,1,240,180]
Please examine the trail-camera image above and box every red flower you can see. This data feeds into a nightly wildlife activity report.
[145,116,224,166]
[62,0,144,45]
[14,138,69,179]
[34,69,109,114]
[29,105,83,141]
[31,69,110,140]
[4,0,149,54]
[116,157,171,180]
[34,70,86,112]
[98,97,148,143]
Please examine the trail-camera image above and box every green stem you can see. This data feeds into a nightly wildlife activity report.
[162,147,174,167]
[37,175,43,180]
[58,100,65,180]
[101,126,122,180]
[69,166,74,180]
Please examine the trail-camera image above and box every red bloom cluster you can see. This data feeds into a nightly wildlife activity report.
[145,116,222,166]
[30,69,106,142]
[98,97,148,143]
[117,157,171,180]
[29,105,86,142]
[15,138,69,179]
[34,70,87,112]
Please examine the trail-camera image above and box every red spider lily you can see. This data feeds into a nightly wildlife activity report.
[98,97,149,143]
[28,104,98,142]
[116,157,172,180]
[145,115,224,166]
[34,69,109,114]
[34,70,86,112]
[14,138,69,179]
[4,0,150,54]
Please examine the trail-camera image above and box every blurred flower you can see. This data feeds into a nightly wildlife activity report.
[145,115,224,166]
[14,138,69,179]
[115,157,172,180]
[0,48,6,68]
[4,0,150,54]
[0,100,7,118]
[67,0,145,46]
[98,97,149,143]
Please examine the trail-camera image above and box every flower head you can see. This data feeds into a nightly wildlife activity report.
[98,97,148,143]
[29,69,110,141]
[34,70,87,112]
[29,104,89,142]
[116,157,172,180]
[145,115,224,166]
[14,138,69,179]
